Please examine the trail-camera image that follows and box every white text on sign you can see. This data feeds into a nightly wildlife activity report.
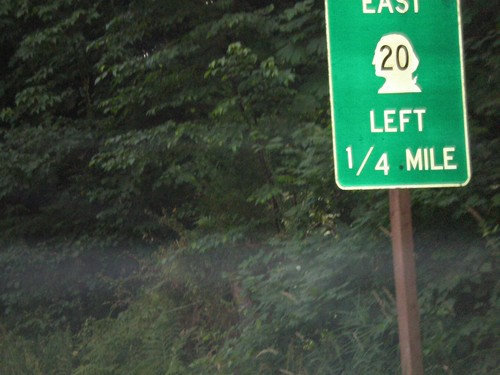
[370,108,426,133]
[345,146,458,176]
[406,147,457,171]
[362,0,420,14]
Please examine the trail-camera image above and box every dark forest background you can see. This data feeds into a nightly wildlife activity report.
[0,0,498,373]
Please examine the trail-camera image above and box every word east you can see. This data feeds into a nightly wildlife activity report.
[362,0,419,14]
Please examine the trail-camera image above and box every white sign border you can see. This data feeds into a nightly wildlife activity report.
[324,0,471,190]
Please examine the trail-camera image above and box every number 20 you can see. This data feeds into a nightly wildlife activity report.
[381,45,409,70]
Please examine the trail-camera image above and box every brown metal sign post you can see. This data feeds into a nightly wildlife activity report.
[389,189,424,375]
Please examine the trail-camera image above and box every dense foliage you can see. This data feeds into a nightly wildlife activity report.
[0,0,498,373]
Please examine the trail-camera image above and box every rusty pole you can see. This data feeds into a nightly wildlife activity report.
[389,189,424,375]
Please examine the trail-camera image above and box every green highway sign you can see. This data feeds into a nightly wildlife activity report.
[325,0,471,189]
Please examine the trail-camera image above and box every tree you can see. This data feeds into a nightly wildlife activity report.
[0,0,498,373]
